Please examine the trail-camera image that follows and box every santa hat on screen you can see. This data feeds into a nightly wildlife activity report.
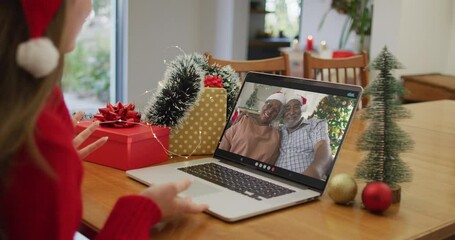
[16,0,62,78]
[265,92,286,105]
[289,94,308,112]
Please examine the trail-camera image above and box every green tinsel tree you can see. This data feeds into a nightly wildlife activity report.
[310,95,355,155]
[355,46,413,187]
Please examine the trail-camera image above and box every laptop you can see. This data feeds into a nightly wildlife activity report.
[127,72,362,222]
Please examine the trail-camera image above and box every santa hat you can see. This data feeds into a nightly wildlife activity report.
[266,92,286,105]
[288,94,308,112]
[16,0,62,78]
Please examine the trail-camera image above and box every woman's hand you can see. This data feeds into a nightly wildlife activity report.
[72,111,108,159]
[141,179,208,220]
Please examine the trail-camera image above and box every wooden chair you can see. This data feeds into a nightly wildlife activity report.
[204,52,290,81]
[303,51,369,107]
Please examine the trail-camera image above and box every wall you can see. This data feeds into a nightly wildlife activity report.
[198,0,249,60]
[370,0,454,76]
[127,0,248,109]
[127,0,200,108]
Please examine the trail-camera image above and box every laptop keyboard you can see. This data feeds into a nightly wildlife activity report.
[178,163,295,201]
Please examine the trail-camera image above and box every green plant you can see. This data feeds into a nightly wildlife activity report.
[319,0,372,50]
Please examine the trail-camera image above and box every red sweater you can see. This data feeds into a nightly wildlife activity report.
[1,87,161,239]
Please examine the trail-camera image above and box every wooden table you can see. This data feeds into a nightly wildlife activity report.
[80,100,455,240]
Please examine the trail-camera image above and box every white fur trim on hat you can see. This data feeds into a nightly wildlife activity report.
[16,37,60,78]
[266,92,286,105]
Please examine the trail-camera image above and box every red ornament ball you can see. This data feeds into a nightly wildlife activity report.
[361,182,393,212]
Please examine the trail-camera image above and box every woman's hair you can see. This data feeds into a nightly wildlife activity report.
[0,0,68,188]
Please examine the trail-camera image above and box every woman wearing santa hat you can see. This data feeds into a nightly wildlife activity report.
[0,1,207,239]
[219,92,285,164]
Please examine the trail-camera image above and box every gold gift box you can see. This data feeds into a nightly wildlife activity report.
[169,87,227,155]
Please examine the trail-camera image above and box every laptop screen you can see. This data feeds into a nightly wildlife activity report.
[214,72,362,192]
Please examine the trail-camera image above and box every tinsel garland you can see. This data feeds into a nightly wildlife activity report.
[143,52,240,128]
[143,53,205,128]
[355,46,413,187]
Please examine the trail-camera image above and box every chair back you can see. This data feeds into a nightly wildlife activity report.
[205,52,290,81]
[303,51,369,107]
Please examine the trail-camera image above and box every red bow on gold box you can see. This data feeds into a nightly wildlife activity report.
[204,75,223,88]
[94,102,141,128]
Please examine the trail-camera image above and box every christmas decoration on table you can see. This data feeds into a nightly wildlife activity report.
[144,52,240,128]
[204,75,223,88]
[355,46,414,203]
[168,87,227,155]
[327,173,358,204]
[94,102,141,128]
[200,57,241,121]
[310,95,356,155]
[144,53,205,128]
[361,181,393,212]
[143,52,240,157]
[75,118,170,170]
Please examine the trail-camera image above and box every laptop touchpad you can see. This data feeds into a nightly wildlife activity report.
[183,180,221,197]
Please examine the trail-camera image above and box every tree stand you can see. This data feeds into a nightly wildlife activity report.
[391,185,401,203]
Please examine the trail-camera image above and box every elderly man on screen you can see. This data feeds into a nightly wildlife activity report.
[275,95,332,179]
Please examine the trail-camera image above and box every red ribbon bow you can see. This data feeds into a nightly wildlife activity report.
[204,75,223,88]
[94,102,141,128]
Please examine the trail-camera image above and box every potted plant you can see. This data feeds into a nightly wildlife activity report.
[319,0,373,52]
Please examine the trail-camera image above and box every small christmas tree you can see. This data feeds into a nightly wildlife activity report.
[310,95,356,155]
[355,46,413,187]
[245,87,259,110]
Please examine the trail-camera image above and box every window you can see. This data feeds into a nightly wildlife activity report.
[265,0,302,39]
[62,0,124,114]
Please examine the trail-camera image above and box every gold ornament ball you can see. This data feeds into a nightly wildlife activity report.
[327,173,358,204]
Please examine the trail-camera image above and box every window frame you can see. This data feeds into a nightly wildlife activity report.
[113,0,128,103]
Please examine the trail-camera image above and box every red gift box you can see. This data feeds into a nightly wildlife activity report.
[75,120,170,170]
